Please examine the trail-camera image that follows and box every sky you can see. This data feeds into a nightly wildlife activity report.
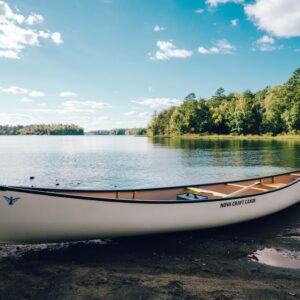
[0,0,300,131]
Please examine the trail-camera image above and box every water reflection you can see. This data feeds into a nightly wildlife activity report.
[150,137,300,169]
[252,248,300,269]
[0,136,299,189]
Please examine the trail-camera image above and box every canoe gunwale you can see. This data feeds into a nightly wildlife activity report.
[1,169,300,205]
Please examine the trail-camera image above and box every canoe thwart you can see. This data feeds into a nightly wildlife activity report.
[227,183,269,192]
[226,181,260,197]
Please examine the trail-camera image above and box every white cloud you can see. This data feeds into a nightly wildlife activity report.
[153,25,166,32]
[257,35,275,45]
[62,100,111,113]
[124,110,137,116]
[231,19,238,26]
[51,32,63,44]
[132,98,181,108]
[124,111,151,118]
[198,39,236,54]
[26,13,44,26]
[29,108,66,114]
[0,49,18,58]
[0,113,31,125]
[29,90,45,97]
[198,47,210,54]
[0,1,63,59]
[245,0,300,38]
[38,30,50,39]
[0,1,25,24]
[0,85,28,94]
[195,8,205,14]
[19,97,33,102]
[150,40,193,60]
[206,0,243,7]
[255,35,280,51]
[0,85,45,96]
[59,91,77,97]
[138,111,150,118]
[29,100,111,115]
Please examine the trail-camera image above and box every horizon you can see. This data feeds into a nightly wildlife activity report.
[1,0,300,130]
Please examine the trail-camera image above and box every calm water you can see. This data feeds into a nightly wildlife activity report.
[0,135,300,189]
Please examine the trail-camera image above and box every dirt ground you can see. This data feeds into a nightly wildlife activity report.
[0,203,299,300]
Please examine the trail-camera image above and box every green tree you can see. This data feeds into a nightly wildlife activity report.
[184,93,197,102]
[229,91,260,135]
[146,67,300,136]
[260,86,287,134]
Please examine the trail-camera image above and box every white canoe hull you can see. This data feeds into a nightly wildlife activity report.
[0,179,299,243]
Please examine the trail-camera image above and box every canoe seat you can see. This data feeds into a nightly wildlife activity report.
[263,183,285,188]
[187,187,226,198]
[187,181,261,199]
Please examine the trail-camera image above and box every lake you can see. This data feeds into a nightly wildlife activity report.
[0,135,300,189]
[0,135,299,296]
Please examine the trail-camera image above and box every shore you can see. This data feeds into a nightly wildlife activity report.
[0,203,299,300]
[149,134,300,141]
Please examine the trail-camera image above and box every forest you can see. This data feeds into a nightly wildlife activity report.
[0,124,84,135]
[87,128,146,136]
[147,67,300,136]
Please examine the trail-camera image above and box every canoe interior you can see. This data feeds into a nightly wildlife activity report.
[30,171,300,201]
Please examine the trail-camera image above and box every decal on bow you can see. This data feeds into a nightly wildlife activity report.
[3,196,20,206]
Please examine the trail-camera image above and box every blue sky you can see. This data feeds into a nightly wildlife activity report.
[0,0,300,130]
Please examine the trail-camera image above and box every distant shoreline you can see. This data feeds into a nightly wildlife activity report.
[0,125,147,136]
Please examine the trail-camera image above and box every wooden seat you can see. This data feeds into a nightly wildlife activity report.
[187,187,226,198]
[263,183,285,188]
[291,173,300,177]
[188,181,261,198]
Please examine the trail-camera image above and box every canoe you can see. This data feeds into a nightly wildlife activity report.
[0,170,300,243]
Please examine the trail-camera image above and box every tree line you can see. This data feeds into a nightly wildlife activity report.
[147,67,300,136]
[0,124,84,135]
[87,128,146,136]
